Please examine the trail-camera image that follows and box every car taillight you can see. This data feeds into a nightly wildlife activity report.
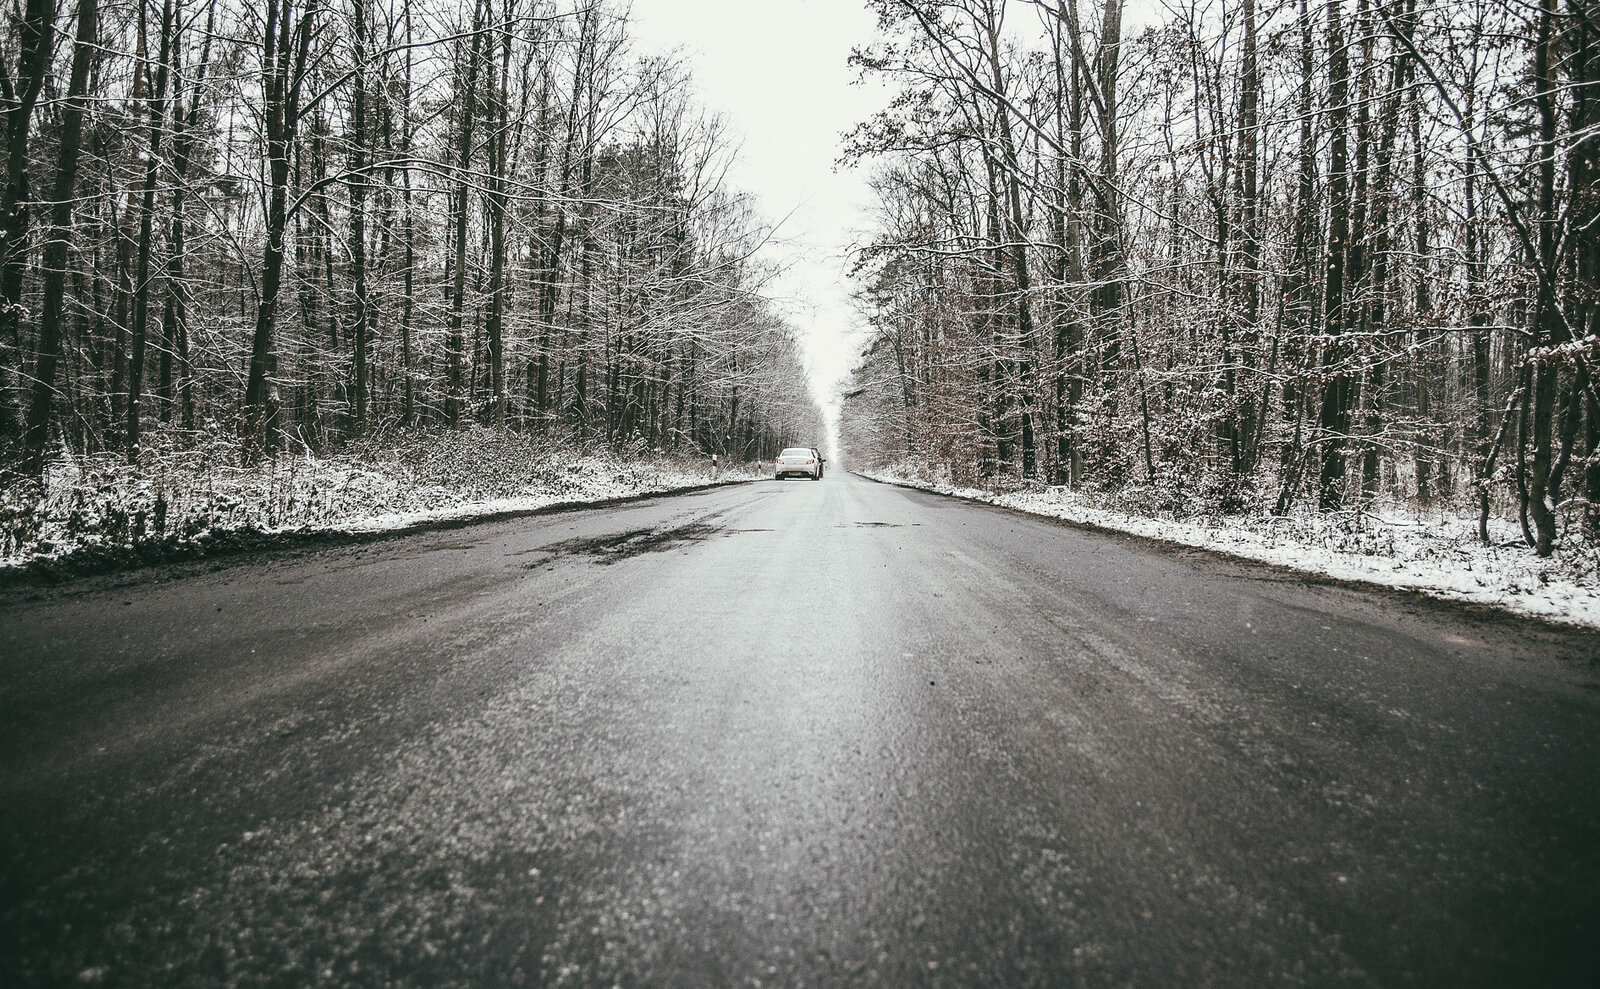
[806,458,814,464]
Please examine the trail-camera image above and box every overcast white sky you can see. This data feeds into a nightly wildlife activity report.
[627,0,891,426]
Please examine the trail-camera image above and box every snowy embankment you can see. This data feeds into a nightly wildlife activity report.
[861,466,1600,631]
[0,428,754,578]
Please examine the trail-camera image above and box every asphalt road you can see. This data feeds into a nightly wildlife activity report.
[2,473,1598,988]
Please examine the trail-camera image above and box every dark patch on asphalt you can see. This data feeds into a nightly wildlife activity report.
[843,521,901,528]
[529,523,722,565]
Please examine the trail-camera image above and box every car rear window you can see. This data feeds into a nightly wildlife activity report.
[779,449,811,458]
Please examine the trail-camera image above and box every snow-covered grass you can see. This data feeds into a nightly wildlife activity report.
[0,428,756,575]
[861,463,1600,631]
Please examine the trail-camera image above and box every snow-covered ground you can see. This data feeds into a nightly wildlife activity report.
[0,429,755,574]
[861,466,1600,631]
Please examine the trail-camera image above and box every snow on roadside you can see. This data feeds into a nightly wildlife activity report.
[0,429,758,573]
[862,467,1600,631]
[292,456,758,537]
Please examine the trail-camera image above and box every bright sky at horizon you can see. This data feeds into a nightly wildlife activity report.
[627,0,892,453]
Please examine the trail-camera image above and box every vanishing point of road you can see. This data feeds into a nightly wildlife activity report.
[2,473,1597,987]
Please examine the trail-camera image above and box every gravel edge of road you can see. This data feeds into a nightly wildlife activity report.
[0,477,759,597]
[852,471,1600,639]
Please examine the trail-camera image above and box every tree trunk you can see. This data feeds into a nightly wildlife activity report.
[1318,0,1355,511]
[0,0,58,447]
[1569,0,1600,540]
[537,4,595,418]
[241,0,318,461]
[21,0,99,477]
[981,0,1039,478]
[1358,0,1412,498]
[126,0,176,461]
[482,0,514,428]
[348,0,371,434]
[444,0,487,428]
[1408,0,1435,504]
[1050,0,1087,487]
[1235,0,1263,480]
[1274,0,1320,516]
[1525,0,1563,556]
[398,0,416,425]
[1089,0,1125,371]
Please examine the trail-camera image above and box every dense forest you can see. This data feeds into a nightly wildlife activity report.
[840,0,1600,557]
[0,0,824,485]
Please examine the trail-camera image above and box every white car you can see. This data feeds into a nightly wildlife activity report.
[774,447,824,480]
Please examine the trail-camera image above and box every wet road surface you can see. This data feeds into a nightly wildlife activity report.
[2,473,1598,987]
